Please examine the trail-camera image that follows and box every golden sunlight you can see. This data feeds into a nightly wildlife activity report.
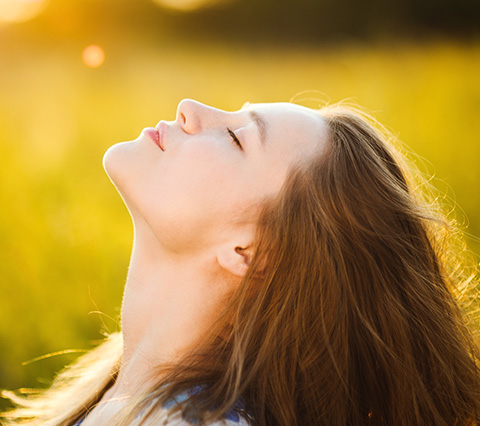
[82,45,105,68]
[0,0,47,23]
[152,0,228,12]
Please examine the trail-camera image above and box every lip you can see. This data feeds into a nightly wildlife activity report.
[155,121,167,151]
[142,127,164,151]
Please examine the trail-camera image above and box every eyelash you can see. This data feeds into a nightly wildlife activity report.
[227,128,243,150]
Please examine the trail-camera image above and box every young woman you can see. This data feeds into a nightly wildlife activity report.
[3,99,480,425]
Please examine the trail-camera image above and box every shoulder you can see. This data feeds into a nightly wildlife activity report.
[131,385,252,426]
[74,410,251,426]
[140,410,251,426]
[163,415,251,426]
[149,386,252,426]
[140,400,252,426]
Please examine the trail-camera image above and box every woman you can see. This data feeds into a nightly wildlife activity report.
[2,99,480,425]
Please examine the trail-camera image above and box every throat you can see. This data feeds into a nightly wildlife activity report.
[115,233,233,398]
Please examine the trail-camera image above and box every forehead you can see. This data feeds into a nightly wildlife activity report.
[245,101,321,121]
[245,102,328,161]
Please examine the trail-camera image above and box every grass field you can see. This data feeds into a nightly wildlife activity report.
[1,36,479,405]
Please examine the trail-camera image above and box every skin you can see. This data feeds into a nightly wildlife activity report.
[81,99,328,424]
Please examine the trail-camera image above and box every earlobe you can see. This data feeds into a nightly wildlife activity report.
[216,245,252,278]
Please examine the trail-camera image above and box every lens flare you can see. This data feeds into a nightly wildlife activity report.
[0,0,47,23]
[152,0,230,12]
[82,45,105,68]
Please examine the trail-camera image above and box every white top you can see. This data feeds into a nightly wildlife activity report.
[163,413,250,426]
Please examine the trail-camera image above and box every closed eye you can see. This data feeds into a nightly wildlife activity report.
[227,128,243,151]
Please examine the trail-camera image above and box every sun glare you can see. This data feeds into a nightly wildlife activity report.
[152,0,227,12]
[82,45,105,68]
[0,0,47,23]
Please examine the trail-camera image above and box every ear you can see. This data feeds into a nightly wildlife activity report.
[216,244,253,278]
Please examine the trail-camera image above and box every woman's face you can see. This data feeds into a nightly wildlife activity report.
[104,100,327,255]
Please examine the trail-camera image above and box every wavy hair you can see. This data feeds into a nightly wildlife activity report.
[3,103,480,426]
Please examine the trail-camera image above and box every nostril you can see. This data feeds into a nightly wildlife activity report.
[180,112,186,126]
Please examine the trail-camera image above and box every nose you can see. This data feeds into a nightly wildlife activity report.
[176,99,222,135]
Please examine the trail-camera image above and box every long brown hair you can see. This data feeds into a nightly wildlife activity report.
[3,103,480,426]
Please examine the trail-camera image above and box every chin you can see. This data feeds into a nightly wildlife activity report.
[102,139,159,219]
[103,139,143,173]
[102,141,138,192]
[103,143,121,182]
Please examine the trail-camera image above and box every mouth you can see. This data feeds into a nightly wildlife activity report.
[142,127,164,151]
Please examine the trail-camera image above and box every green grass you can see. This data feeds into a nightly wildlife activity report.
[1,36,479,404]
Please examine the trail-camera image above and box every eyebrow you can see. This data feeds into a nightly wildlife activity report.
[249,110,268,148]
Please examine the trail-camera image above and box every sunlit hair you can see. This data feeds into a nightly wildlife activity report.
[3,103,480,426]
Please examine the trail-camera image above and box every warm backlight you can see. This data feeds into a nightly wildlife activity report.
[82,45,105,68]
[152,0,226,12]
[0,0,47,23]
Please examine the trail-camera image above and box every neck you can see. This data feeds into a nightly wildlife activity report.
[109,216,235,399]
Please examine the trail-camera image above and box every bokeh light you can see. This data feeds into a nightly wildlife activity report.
[152,0,229,12]
[0,0,47,23]
[82,45,105,68]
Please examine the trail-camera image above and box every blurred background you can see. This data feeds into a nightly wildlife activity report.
[1,0,479,410]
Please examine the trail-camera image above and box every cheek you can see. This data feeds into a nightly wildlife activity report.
[161,146,240,204]
[130,147,248,250]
